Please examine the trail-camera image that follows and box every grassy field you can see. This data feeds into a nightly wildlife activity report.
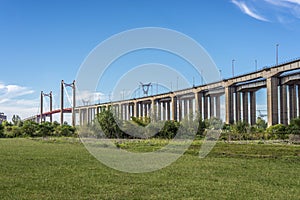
[0,138,299,199]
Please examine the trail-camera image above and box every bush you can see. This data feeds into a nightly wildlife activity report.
[21,120,39,137]
[266,124,287,139]
[54,124,76,137]
[286,118,300,135]
[4,125,22,138]
[96,110,124,138]
[0,123,4,138]
[157,121,180,139]
[230,121,249,140]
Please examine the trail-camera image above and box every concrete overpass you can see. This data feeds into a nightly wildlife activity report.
[75,58,300,127]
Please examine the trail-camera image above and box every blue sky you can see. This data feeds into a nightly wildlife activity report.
[1,0,300,120]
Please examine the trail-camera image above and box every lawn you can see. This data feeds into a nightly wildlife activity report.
[0,138,299,199]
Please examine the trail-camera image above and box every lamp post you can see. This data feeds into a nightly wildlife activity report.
[232,59,235,77]
[276,44,279,65]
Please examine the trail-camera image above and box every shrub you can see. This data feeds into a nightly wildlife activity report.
[157,120,180,139]
[4,126,22,138]
[54,124,76,137]
[36,122,54,137]
[266,124,287,139]
[0,123,4,138]
[21,120,39,137]
[96,110,124,138]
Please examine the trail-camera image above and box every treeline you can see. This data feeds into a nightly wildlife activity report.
[2,111,300,142]
[93,110,300,142]
[0,120,76,138]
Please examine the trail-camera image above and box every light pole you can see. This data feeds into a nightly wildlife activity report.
[276,44,279,65]
[232,59,235,77]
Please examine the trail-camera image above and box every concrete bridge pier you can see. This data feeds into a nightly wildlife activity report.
[250,91,256,125]
[209,96,215,118]
[203,95,209,120]
[280,85,288,125]
[289,84,297,121]
[242,92,249,123]
[267,77,279,127]
[225,86,234,124]
[172,96,177,121]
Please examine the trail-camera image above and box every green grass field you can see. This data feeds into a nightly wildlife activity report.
[0,138,299,199]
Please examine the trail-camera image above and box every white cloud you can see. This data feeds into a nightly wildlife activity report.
[265,0,300,19]
[232,0,300,23]
[0,82,37,121]
[283,0,300,5]
[231,0,269,22]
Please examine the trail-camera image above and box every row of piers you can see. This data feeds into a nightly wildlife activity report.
[76,59,300,127]
[26,59,300,128]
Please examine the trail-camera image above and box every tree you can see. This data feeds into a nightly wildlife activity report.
[12,115,22,126]
[0,123,4,138]
[96,110,123,138]
[21,120,38,137]
[256,117,267,131]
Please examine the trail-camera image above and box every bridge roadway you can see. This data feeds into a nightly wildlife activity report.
[74,58,300,127]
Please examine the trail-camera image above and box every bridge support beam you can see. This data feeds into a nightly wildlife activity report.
[204,95,209,120]
[216,95,220,119]
[210,96,215,118]
[267,77,278,126]
[235,92,241,122]
[289,84,297,122]
[280,85,288,125]
[250,91,256,125]
[172,96,177,121]
[225,86,234,124]
[242,92,249,123]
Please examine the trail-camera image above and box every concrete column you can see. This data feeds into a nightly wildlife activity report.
[172,96,177,121]
[235,92,241,122]
[79,109,82,126]
[125,104,129,120]
[157,101,161,120]
[242,92,249,123]
[167,101,171,120]
[204,95,209,120]
[267,77,278,126]
[215,95,221,119]
[195,92,203,119]
[289,84,297,121]
[86,108,89,124]
[210,96,215,118]
[189,99,193,119]
[129,104,132,120]
[140,103,144,118]
[151,99,155,120]
[162,102,166,121]
[133,102,137,118]
[178,99,182,121]
[120,104,124,120]
[225,86,234,124]
[250,91,256,125]
[145,103,148,118]
[280,85,288,125]
[149,103,151,117]
[183,99,188,119]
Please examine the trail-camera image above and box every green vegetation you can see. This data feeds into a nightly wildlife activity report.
[0,138,299,199]
[93,110,300,143]
[0,120,76,138]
